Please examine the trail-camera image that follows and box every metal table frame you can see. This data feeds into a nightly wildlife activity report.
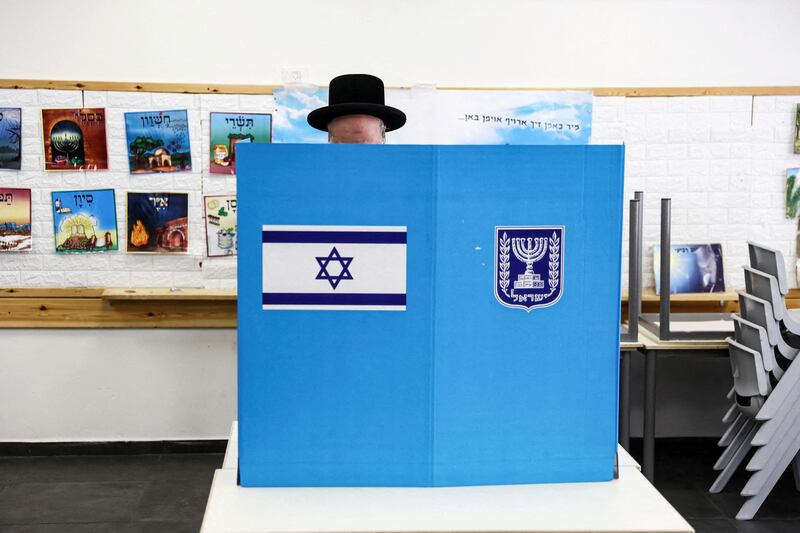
[619,335,729,482]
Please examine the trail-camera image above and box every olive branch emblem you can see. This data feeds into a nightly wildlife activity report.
[498,232,511,297]
[547,232,560,296]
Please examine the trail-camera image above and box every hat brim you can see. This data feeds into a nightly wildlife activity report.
[307,102,406,132]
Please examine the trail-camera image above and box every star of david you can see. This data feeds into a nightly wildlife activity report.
[315,246,354,290]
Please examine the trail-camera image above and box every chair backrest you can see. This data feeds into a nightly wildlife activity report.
[748,242,788,296]
[738,291,781,346]
[743,266,785,320]
[732,314,777,374]
[727,338,770,398]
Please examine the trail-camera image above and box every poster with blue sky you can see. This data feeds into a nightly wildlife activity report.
[273,88,592,145]
[273,88,328,143]
[421,90,592,145]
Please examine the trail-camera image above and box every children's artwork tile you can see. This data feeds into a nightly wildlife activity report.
[127,192,189,253]
[41,108,109,171]
[0,108,22,170]
[654,243,725,294]
[787,168,800,218]
[0,187,32,252]
[204,195,237,257]
[210,113,271,175]
[124,110,192,174]
[795,104,800,155]
[52,189,118,253]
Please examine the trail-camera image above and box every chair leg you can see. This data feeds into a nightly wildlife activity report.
[715,420,755,471]
[722,403,738,425]
[744,413,800,494]
[756,355,800,421]
[749,393,800,469]
[738,431,800,520]
[710,424,758,493]
[751,391,800,447]
[718,413,744,448]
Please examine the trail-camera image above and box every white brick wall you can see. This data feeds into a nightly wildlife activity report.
[0,89,275,289]
[1,89,799,291]
[597,94,800,291]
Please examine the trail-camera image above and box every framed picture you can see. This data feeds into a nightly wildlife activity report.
[52,189,118,253]
[654,243,725,294]
[0,108,21,170]
[204,195,237,257]
[209,112,271,175]
[127,192,189,253]
[0,187,31,252]
[794,104,800,155]
[124,110,192,173]
[42,108,108,171]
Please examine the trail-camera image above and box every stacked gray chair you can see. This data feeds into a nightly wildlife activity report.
[744,266,800,348]
[709,242,800,519]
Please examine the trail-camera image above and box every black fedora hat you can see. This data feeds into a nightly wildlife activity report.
[307,74,406,132]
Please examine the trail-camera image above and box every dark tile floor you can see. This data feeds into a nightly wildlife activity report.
[637,439,800,533]
[0,453,221,532]
[0,440,798,532]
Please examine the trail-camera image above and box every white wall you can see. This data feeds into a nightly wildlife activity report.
[0,329,236,441]
[3,0,800,87]
[2,0,800,441]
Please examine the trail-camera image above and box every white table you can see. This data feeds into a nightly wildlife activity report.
[202,423,690,533]
[221,421,238,470]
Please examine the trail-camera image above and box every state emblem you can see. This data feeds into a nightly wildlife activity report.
[495,226,564,312]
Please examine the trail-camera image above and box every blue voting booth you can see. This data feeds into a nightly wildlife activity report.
[237,144,625,487]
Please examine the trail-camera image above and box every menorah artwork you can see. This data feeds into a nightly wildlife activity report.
[512,236,547,289]
[52,133,81,157]
[50,120,84,165]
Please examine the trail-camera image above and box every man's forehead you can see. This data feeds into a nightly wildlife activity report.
[330,114,384,124]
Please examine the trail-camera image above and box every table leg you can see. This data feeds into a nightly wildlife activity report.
[643,349,657,482]
[619,350,631,451]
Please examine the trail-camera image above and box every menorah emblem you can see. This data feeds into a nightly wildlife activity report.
[495,226,565,312]
[511,236,547,289]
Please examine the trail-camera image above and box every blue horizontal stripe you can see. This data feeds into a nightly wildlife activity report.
[263,293,406,306]
[262,230,406,244]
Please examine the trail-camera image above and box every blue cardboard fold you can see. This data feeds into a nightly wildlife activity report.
[237,144,624,487]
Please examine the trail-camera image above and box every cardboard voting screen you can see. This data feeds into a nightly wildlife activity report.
[238,144,625,487]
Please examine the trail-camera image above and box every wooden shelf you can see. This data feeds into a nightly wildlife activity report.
[1,79,799,97]
[622,290,739,302]
[0,288,106,298]
[2,287,799,328]
[101,288,236,301]
[622,289,800,317]
[0,288,235,329]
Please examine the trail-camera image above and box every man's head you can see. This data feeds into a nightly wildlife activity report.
[307,74,406,144]
[327,114,386,144]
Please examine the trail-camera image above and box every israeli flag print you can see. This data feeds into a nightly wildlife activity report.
[262,225,407,311]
